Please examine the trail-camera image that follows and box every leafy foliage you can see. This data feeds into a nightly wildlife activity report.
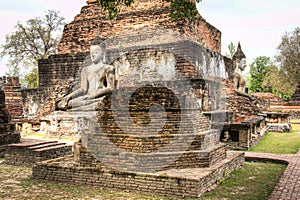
[167,0,199,20]
[225,42,236,59]
[0,10,65,78]
[98,0,135,19]
[247,28,299,100]
[262,65,295,100]
[260,27,300,100]
[248,56,272,93]
[22,68,39,88]
[275,27,300,91]
[97,0,202,20]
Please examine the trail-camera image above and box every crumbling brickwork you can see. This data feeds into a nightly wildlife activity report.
[0,77,23,121]
[0,89,20,156]
[4,138,72,166]
[226,81,264,123]
[58,0,221,54]
[39,40,226,90]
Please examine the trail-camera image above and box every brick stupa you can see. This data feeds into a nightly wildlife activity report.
[30,0,245,198]
[58,0,221,54]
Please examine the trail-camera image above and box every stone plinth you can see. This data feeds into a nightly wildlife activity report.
[32,31,242,198]
[266,112,291,132]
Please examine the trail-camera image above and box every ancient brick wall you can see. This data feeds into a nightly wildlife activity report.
[0,89,20,152]
[252,92,284,110]
[39,40,227,90]
[21,78,76,121]
[76,79,225,172]
[58,0,221,54]
[224,56,235,79]
[223,80,263,123]
[0,76,23,121]
[38,53,86,88]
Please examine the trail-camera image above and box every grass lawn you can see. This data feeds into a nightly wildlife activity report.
[290,118,300,123]
[250,123,300,154]
[201,162,286,200]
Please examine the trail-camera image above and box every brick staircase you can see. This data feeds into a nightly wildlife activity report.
[4,138,72,166]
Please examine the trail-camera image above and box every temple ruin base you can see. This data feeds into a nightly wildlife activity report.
[32,151,244,198]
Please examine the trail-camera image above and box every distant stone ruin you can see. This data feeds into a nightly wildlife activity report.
[290,81,300,103]
[266,112,291,132]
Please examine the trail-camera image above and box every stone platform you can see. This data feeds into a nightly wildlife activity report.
[3,138,72,166]
[32,151,244,198]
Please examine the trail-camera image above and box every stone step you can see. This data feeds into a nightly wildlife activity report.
[3,138,73,166]
[34,144,71,152]
[28,141,63,150]
[7,139,57,148]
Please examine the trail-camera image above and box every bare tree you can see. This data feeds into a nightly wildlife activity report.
[0,10,65,78]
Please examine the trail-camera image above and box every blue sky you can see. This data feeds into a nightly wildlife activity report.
[0,0,299,76]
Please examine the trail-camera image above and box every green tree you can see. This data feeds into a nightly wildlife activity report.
[275,27,300,91]
[22,68,39,88]
[262,65,294,100]
[98,0,202,20]
[225,42,236,59]
[251,27,300,100]
[0,10,65,84]
[248,56,272,93]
